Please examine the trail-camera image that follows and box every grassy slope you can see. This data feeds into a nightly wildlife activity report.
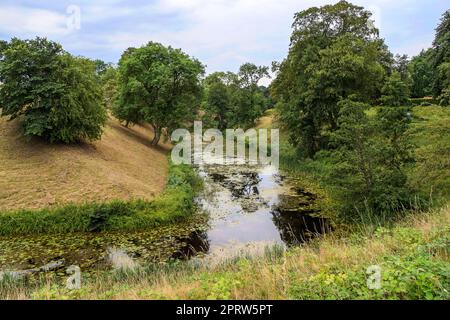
[0,116,204,236]
[0,161,202,235]
[0,116,171,211]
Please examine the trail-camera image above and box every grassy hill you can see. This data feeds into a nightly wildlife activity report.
[0,116,171,212]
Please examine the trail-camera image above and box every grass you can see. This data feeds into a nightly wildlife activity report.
[2,203,448,300]
[0,160,202,236]
[0,116,171,211]
[407,105,450,201]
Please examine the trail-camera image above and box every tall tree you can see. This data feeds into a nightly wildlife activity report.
[271,1,388,157]
[0,40,7,60]
[381,71,410,106]
[393,54,412,90]
[409,49,434,98]
[330,99,413,218]
[101,66,119,110]
[203,72,232,130]
[0,38,106,143]
[234,63,270,128]
[431,10,450,98]
[114,42,204,145]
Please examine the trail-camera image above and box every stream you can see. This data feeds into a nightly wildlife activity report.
[0,153,330,278]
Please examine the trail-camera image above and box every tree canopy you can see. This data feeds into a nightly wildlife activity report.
[271,1,389,157]
[409,49,434,98]
[202,63,270,130]
[0,37,107,143]
[113,42,205,145]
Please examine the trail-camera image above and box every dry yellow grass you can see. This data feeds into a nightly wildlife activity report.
[255,109,275,129]
[0,116,171,211]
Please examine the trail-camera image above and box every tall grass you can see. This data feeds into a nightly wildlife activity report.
[3,205,447,300]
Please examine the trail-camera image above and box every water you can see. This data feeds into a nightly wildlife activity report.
[0,153,330,275]
[185,152,330,260]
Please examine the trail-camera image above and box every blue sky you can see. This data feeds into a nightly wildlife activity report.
[0,0,448,82]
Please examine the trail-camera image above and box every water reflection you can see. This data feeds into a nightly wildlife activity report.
[195,153,331,258]
[171,230,210,260]
[271,209,331,246]
[0,153,332,276]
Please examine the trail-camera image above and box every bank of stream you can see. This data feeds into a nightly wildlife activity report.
[0,154,331,280]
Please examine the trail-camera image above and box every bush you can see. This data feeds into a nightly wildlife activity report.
[329,100,415,220]
[0,38,107,143]
[438,86,450,106]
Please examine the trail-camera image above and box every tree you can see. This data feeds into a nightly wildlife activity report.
[203,72,232,130]
[435,62,450,105]
[114,42,204,145]
[0,38,107,143]
[330,99,376,202]
[409,49,434,98]
[93,59,112,77]
[100,66,119,110]
[431,10,450,98]
[381,71,410,106]
[393,54,411,82]
[202,65,269,130]
[330,99,413,219]
[271,1,388,157]
[0,40,7,60]
[234,63,270,128]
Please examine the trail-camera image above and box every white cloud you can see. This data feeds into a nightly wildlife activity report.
[0,6,71,36]
[0,0,440,74]
[96,0,327,72]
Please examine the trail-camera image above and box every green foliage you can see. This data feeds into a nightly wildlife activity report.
[436,63,450,105]
[0,161,201,236]
[381,72,410,106]
[291,223,449,300]
[431,10,450,98]
[202,72,234,130]
[114,42,204,144]
[271,1,388,157]
[234,63,270,128]
[408,106,450,201]
[328,100,414,219]
[0,38,107,143]
[438,85,450,106]
[393,54,412,86]
[409,49,434,98]
[407,10,449,100]
[289,252,449,300]
[202,64,270,130]
[97,64,119,110]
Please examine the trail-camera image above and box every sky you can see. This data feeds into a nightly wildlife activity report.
[0,0,448,83]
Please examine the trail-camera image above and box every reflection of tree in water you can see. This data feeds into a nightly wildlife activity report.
[209,172,261,198]
[171,230,210,260]
[271,207,330,246]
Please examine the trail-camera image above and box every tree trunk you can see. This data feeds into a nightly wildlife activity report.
[151,126,161,146]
